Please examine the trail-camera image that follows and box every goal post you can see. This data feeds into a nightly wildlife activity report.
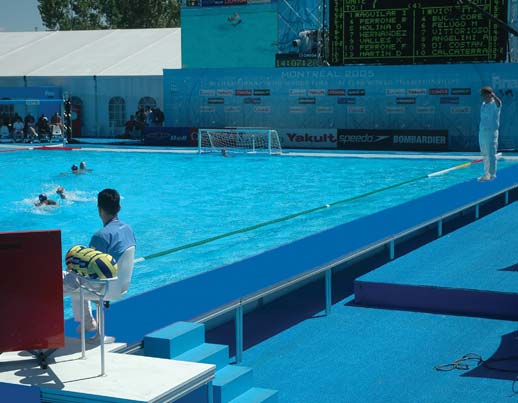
[198,128,282,155]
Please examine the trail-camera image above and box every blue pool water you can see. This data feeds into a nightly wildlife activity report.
[0,148,506,318]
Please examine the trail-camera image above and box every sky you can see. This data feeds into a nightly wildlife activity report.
[0,0,44,32]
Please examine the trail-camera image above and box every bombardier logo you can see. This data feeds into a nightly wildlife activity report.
[340,135,390,143]
[393,136,446,145]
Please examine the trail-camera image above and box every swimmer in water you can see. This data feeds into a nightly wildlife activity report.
[35,193,58,207]
[228,12,241,26]
[56,186,66,199]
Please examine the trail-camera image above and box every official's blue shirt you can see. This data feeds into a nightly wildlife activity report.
[89,217,136,261]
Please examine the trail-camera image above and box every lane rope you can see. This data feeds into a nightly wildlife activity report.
[134,158,484,263]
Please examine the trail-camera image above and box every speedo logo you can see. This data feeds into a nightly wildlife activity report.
[339,135,390,143]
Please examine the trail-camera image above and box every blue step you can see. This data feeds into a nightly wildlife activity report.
[228,387,278,403]
[213,365,253,403]
[175,343,229,370]
[143,321,205,359]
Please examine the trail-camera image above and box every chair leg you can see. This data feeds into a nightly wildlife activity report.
[99,296,106,376]
[80,288,86,359]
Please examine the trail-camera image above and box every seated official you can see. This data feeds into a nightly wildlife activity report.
[62,189,136,334]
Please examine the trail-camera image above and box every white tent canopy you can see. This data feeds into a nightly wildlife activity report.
[0,28,181,77]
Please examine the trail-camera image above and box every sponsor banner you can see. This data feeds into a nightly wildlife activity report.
[254,89,270,96]
[451,88,472,95]
[279,128,338,149]
[328,89,346,96]
[289,106,306,113]
[337,97,356,104]
[348,89,366,96]
[396,97,416,104]
[416,106,435,114]
[298,97,316,104]
[429,88,449,95]
[235,89,252,96]
[440,97,459,104]
[317,106,334,114]
[337,129,448,151]
[309,89,326,96]
[385,106,405,114]
[143,127,197,147]
[244,97,261,104]
[407,88,427,96]
[199,89,216,96]
[201,0,247,6]
[347,106,365,113]
[254,106,271,113]
[224,106,241,113]
[217,89,234,96]
[289,89,306,96]
[386,89,405,96]
[450,106,471,113]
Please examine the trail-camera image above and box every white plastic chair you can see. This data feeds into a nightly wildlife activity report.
[50,124,63,142]
[78,246,135,376]
[0,125,10,141]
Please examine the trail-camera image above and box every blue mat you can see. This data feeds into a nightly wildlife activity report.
[241,299,518,403]
[355,202,518,319]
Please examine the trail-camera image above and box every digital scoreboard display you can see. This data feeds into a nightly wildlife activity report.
[329,0,508,65]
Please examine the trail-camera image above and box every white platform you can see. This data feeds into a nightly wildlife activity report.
[0,337,215,403]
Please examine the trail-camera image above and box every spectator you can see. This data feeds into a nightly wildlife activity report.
[37,114,51,142]
[153,107,165,127]
[24,113,38,143]
[51,112,63,132]
[124,115,141,138]
[136,106,146,132]
[13,117,24,142]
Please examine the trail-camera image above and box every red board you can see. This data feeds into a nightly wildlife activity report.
[0,230,65,352]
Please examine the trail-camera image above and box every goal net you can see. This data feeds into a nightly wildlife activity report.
[198,128,282,155]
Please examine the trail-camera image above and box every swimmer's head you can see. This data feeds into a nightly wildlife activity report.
[56,186,64,194]
[71,164,78,172]
[38,194,47,202]
[79,161,86,169]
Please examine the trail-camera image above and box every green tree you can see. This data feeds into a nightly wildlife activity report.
[38,0,180,31]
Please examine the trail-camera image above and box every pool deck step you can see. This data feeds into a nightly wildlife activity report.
[144,321,205,358]
[175,342,229,370]
[228,387,278,403]
[213,365,254,403]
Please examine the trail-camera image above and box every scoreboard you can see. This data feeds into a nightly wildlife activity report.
[329,0,508,65]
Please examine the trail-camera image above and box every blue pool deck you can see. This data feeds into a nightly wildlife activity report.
[2,163,518,402]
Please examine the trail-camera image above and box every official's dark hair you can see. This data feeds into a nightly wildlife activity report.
[480,86,493,95]
[98,188,121,216]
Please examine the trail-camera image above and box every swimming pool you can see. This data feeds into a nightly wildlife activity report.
[0,148,507,318]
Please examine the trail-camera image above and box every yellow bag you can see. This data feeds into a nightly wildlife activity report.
[66,245,118,279]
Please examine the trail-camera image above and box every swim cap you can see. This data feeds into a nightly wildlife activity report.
[71,164,78,171]
[80,161,86,169]
[38,194,47,202]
